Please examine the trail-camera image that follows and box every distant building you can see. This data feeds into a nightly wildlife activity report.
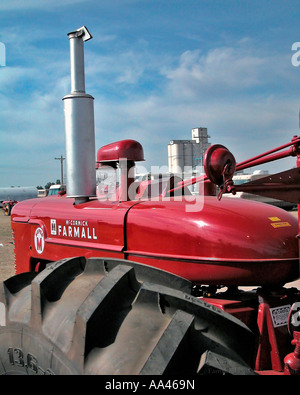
[168,127,211,173]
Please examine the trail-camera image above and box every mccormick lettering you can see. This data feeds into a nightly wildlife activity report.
[50,219,97,240]
[65,220,89,226]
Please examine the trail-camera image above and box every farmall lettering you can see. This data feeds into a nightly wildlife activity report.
[50,219,97,240]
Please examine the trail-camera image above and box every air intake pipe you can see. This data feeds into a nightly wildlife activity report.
[63,26,96,204]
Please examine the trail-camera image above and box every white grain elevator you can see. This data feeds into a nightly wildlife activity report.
[168,127,211,174]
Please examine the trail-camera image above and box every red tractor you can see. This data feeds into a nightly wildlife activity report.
[2,200,16,216]
[0,27,299,375]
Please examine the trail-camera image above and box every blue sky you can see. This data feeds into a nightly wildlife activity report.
[1,0,300,187]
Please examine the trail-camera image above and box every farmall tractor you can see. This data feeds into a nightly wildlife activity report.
[0,27,300,376]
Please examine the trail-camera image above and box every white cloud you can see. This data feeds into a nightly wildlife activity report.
[0,66,36,89]
[161,45,290,101]
[85,39,170,92]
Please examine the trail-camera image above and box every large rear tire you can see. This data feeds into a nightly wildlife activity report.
[0,257,255,375]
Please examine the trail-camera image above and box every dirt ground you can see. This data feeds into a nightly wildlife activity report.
[0,208,300,289]
[0,211,15,281]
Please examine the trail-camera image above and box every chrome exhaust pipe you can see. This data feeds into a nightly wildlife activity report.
[63,26,96,204]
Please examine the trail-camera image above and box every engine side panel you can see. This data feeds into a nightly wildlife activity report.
[11,197,136,273]
[125,197,299,285]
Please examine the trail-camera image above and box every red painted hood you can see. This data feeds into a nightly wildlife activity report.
[11,195,299,286]
[125,196,299,285]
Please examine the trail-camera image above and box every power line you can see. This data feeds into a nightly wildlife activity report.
[55,155,65,184]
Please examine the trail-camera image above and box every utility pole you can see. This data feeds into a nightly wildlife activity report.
[55,155,65,184]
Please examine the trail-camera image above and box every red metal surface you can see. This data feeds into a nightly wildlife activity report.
[11,193,299,286]
[201,297,257,329]
[254,292,292,372]
[204,289,299,374]
[203,144,236,186]
[284,332,300,375]
[96,139,144,165]
[12,196,134,273]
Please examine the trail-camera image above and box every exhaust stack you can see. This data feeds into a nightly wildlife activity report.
[63,26,96,204]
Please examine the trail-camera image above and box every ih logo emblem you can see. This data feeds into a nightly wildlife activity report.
[51,219,57,235]
[34,227,45,254]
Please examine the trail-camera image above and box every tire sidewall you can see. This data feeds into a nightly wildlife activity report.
[0,324,78,375]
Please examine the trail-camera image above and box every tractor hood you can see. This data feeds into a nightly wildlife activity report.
[11,195,299,287]
[125,196,299,286]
